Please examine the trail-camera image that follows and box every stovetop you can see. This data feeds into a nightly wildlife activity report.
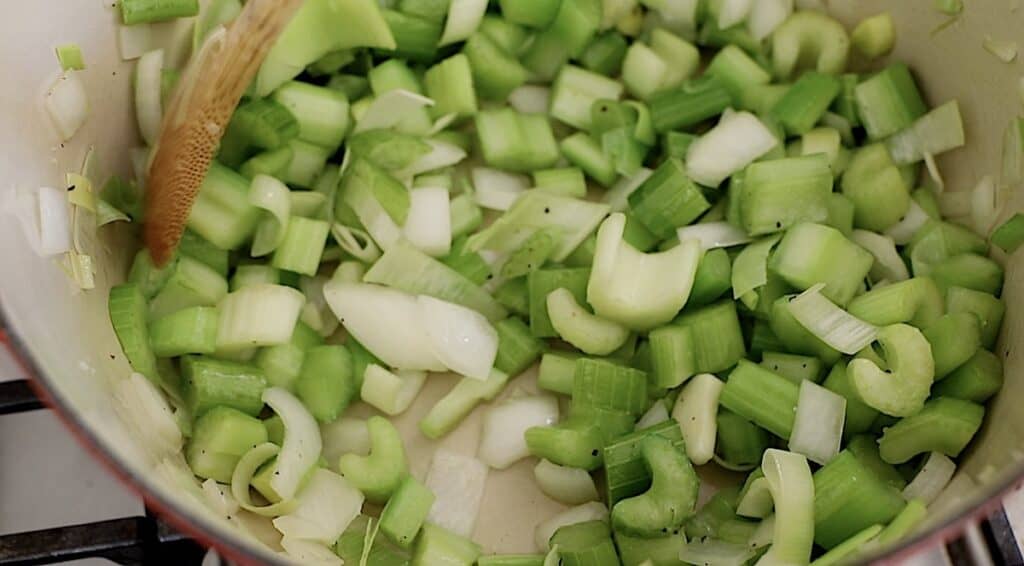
[0,347,1019,566]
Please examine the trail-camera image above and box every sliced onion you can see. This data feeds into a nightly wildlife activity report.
[425,449,489,538]
[279,537,343,566]
[439,0,488,45]
[731,234,782,305]
[264,387,323,501]
[938,190,972,218]
[534,502,609,552]
[321,418,370,465]
[748,0,793,40]
[508,85,551,114]
[323,282,445,372]
[249,175,292,257]
[718,0,753,28]
[418,294,499,380]
[118,24,153,60]
[273,469,364,544]
[533,459,600,505]
[330,223,381,264]
[394,139,467,179]
[299,274,339,338]
[884,200,930,245]
[850,230,910,283]
[230,443,298,517]
[789,284,878,355]
[114,372,183,458]
[201,478,240,517]
[686,111,779,188]
[354,89,434,133]
[970,175,998,237]
[134,49,164,146]
[44,71,88,142]
[678,539,755,566]
[672,373,724,466]
[403,187,452,257]
[902,451,956,504]
[604,167,654,212]
[430,113,459,135]
[479,395,559,469]
[37,186,72,256]
[924,152,945,191]
[677,222,752,251]
[635,400,669,430]
[472,167,530,211]
[789,380,846,465]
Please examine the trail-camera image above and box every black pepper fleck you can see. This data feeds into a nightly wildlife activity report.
[591,449,598,456]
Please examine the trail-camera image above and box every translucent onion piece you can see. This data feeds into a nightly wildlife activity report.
[230,442,298,516]
[479,395,559,469]
[36,186,73,256]
[403,187,452,257]
[216,284,306,350]
[134,49,164,146]
[748,0,793,40]
[249,174,292,257]
[534,501,609,552]
[884,200,930,245]
[969,175,998,237]
[604,167,654,212]
[534,459,600,505]
[850,230,909,282]
[321,418,370,464]
[394,139,467,179]
[425,449,489,538]
[330,223,381,264]
[279,538,343,566]
[354,89,434,133]
[263,387,323,501]
[44,71,89,141]
[902,451,956,504]
[439,0,488,46]
[635,401,670,430]
[686,111,778,188]
[418,294,499,380]
[789,284,878,355]
[472,167,530,211]
[508,85,551,115]
[118,23,153,60]
[789,380,846,465]
[938,190,972,218]
[677,222,753,251]
[272,469,364,544]
[114,372,183,459]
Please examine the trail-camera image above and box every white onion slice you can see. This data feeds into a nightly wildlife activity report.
[472,167,530,211]
[508,85,551,114]
[718,0,753,28]
[748,0,793,40]
[970,175,998,237]
[264,387,323,501]
[418,294,499,380]
[118,24,153,60]
[938,190,972,218]
[44,71,89,141]
[478,395,559,469]
[789,284,878,355]
[671,373,724,466]
[403,187,452,257]
[425,449,489,538]
[439,0,488,46]
[534,502,609,552]
[789,380,846,465]
[231,443,298,517]
[850,230,910,283]
[37,186,73,256]
[902,452,956,504]
[354,89,434,133]
[884,200,930,245]
[635,401,669,430]
[134,49,164,146]
[394,139,467,179]
[533,459,600,505]
[272,469,363,544]
[249,175,292,257]
[330,224,381,264]
[604,167,654,212]
[686,111,778,187]
[677,222,752,251]
[321,417,370,464]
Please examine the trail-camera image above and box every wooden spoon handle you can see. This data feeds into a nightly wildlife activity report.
[143,0,303,266]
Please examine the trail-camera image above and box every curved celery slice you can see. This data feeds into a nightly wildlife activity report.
[758,449,814,566]
[849,324,934,417]
[547,288,629,355]
[610,435,698,536]
[587,213,703,330]
[847,277,944,329]
[337,416,408,503]
[771,11,850,79]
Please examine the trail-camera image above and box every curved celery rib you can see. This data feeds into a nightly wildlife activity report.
[771,11,850,79]
[547,288,629,355]
[878,398,984,464]
[758,449,815,565]
[849,323,934,417]
[525,416,607,471]
[587,213,703,331]
[610,435,698,537]
[337,416,409,503]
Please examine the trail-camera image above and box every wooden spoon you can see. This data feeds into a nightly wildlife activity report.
[143,0,304,266]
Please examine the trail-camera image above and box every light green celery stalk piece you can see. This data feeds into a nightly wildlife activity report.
[587,213,703,331]
[849,324,935,418]
[546,288,630,355]
[771,11,850,79]
[610,435,698,536]
[731,234,782,310]
[757,449,814,566]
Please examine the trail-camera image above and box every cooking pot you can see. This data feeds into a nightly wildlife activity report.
[1,1,1022,563]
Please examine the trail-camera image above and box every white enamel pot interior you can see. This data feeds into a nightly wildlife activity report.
[1,1,1023,564]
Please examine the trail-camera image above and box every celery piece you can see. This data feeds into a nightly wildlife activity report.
[841,143,910,232]
[228,98,299,151]
[475,108,560,172]
[924,312,982,379]
[498,0,560,28]
[537,353,578,396]
[185,406,267,483]
[551,65,624,131]
[149,306,218,357]
[283,139,331,189]
[874,499,927,547]
[525,410,619,471]
[328,74,370,100]
[720,360,799,439]
[478,14,529,53]
[715,409,771,472]
[55,44,85,71]
[614,530,686,566]
[908,221,987,276]
[295,345,355,424]
[821,361,878,437]
[847,277,944,329]
[501,228,560,279]
[811,524,883,566]
[181,356,267,417]
[604,420,686,505]
[399,0,448,23]
[933,349,1004,403]
[348,130,431,172]
[689,248,732,307]
[769,71,841,136]
[649,75,732,133]
[255,325,318,390]
[548,289,630,356]
[365,242,507,321]
[520,0,601,80]
[705,45,771,103]
[676,300,746,373]
[930,253,1004,296]
[769,223,873,306]
[621,42,668,100]
[463,32,528,101]
[494,278,529,318]
[878,398,984,464]
[127,251,173,299]
[611,435,698,536]
[306,49,355,76]
[627,158,709,239]
[849,323,933,417]
[750,320,784,357]
[338,416,409,502]
[991,213,1024,253]
[109,283,160,381]
[419,370,509,439]
[336,515,411,564]
[424,53,478,119]
[380,477,435,549]
[771,10,850,79]
[382,10,442,62]
[478,556,544,566]
[493,317,544,377]
[148,256,228,322]
[601,127,649,177]
[739,154,832,236]
[441,241,491,286]
[649,28,699,89]
[449,193,483,241]
[572,358,648,416]
[846,435,907,491]
[239,147,293,180]
[760,351,823,384]
[549,520,619,566]
[412,523,481,566]
[813,450,906,549]
[851,12,895,59]
[560,133,617,187]
[527,268,591,337]
[581,32,629,76]
[662,131,698,160]
[824,193,855,236]
[533,168,587,199]
[187,162,262,250]
[121,0,199,25]
[648,325,696,389]
[271,217,330,276]
[272,81,350,150]
[855,63,927,140]
[946,286,1005,348]
[831,73,861,126]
